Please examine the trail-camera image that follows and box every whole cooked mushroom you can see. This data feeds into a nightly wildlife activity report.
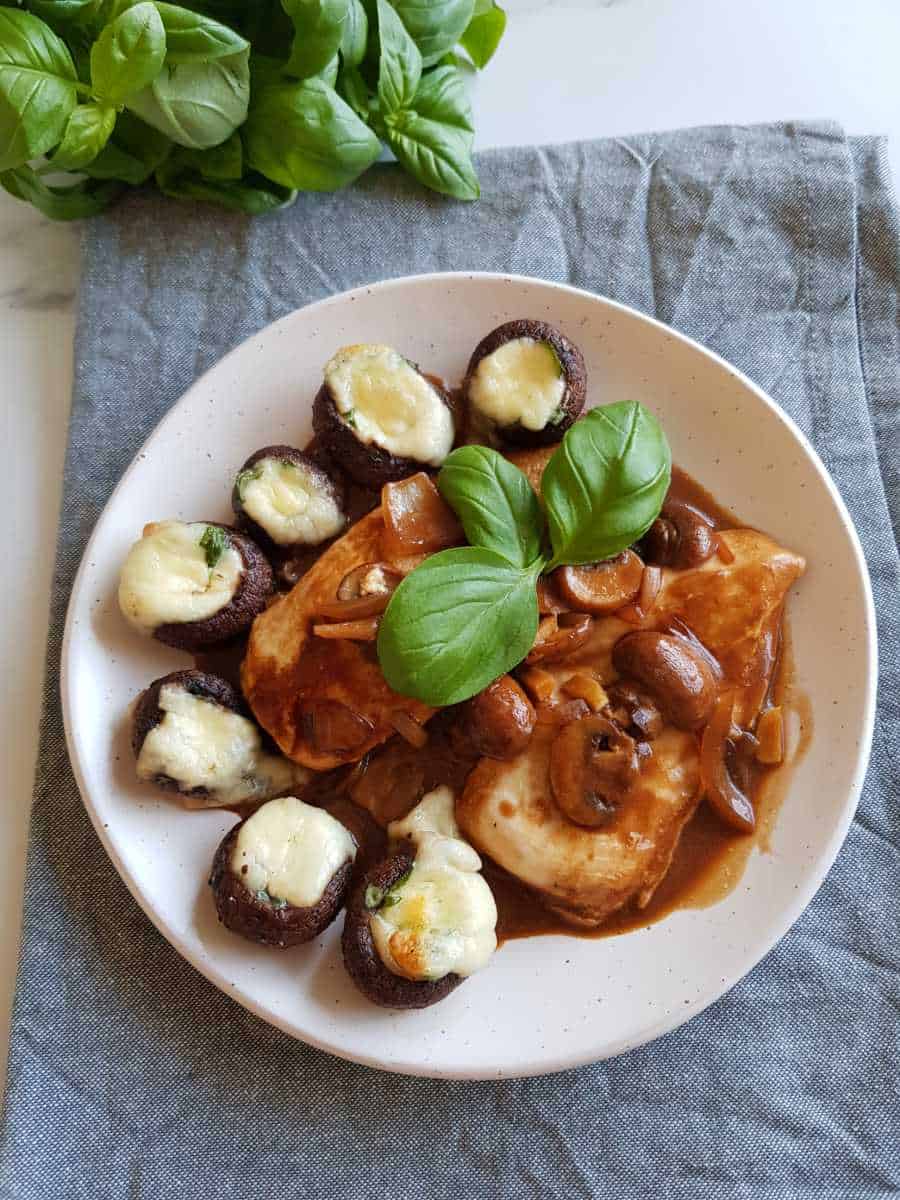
[549,714,640,827]
[612,630,719,731]
[638,498,717,569]
[453,674,536,760]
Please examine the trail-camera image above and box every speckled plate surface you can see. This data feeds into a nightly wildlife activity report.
[61,273,877,1079]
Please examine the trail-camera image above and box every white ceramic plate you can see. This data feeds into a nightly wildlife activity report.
[62,273,877,1079]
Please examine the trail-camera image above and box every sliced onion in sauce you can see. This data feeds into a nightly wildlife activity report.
[716,532,736,564]
[637,565,662,615]
[316,593,391,621]
[561,673,608,711]
[700,692,755,833]
[518,666,556,704]
[755,706,785,765]
[388,709,429,749]
[381,473,464,559]
[312,616,381,641]
[297,700,374,757]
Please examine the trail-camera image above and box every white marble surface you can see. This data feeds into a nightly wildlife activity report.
[2,0,898,1090]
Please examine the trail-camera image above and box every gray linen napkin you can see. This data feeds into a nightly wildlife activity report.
[2,121,898,1200]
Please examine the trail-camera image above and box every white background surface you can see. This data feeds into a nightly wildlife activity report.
[2,0,899,1088]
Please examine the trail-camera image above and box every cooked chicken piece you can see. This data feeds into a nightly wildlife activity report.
[656,528,805,725]
[458,725,700,927]
[242,508,434,770]
[458,515,805,926]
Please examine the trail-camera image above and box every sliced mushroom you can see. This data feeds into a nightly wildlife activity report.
[700,692,755,832]
[550,714,639,828]
[639,499,716,569]
[296,700,375,759]
[317,562,402,620]
[612,630,719,731]
[453,675,535,760]
[536,574,572,615]
[604,681,664,741]
[525,613,593,665]
[555,550,644,614]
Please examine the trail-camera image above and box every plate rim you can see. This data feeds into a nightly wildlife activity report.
[60,270,879,1079]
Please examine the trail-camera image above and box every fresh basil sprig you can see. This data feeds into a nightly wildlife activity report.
[0,0,507,219]
[377,401,671,705]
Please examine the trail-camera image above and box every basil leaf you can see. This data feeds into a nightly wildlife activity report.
[340,0,367,66]
[155,157,296,212]
[377,547,540,706]
[51,99,115,167]
[542,402,672,568]
[459,0,505,68]
[25,0,104,28]
[126,46,249,149]
[337,61,369,120]
[282,0,349,80]
[316,52,339,87]
[83,108,170,182]
[438,445,545,570]
[0,10,78,172]
[391,0,474,67]
[173,127,241,177]
[384,64,477,199]
[0,163,122,218]
[199,524,228,567]
[149,3,249,63]
[90,2,166,103]
[375,0,419,114]
[244,74,380,190]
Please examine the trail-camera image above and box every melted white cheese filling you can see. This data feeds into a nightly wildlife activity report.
[118,520,242,633]
[468,337,565,431]
[231,796,356,908]
[372,787,497,982]
[324,344,454,465]
[240,458,345,547]
[136,685,300,807]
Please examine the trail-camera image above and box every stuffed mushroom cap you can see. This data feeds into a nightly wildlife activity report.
[232,445,346,550]
[313,344,455,488]
[118,519,272,651]
[464,319,586,447]
[342,787,497,1009]
[210,796,356,947]
[132,669,307,808]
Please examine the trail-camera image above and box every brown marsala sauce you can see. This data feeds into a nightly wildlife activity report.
[197,449,811,946]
